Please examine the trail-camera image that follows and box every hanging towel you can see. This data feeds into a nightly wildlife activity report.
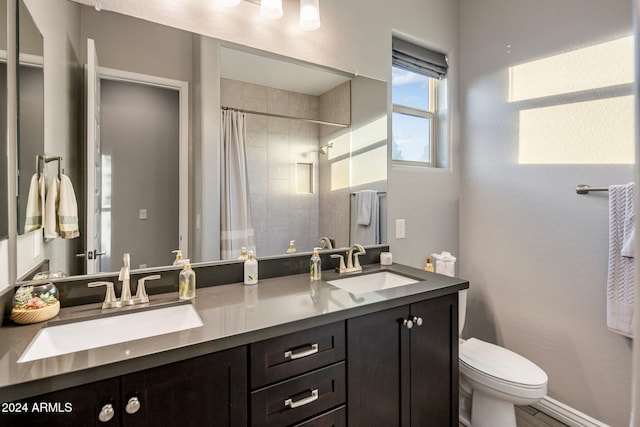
[58,174,80,239]
[356,190,377,225]
[607,183,635,338]
[44,175,60,241]
[44,174,80,240]
[354,190,379,245]
[24,174,44,233]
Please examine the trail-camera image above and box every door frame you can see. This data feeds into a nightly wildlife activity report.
[98,66,189,258]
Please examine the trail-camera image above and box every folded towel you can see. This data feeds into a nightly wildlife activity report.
[44,175,59,241]
[431,251,457,277]
[622,225,635,258]
[356,190,377,225]
[354,191,380,245]
[607,183,635,337]
[58,174,80,239]
[24,174,44,233]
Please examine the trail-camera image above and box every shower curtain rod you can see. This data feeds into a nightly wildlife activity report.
[221,106,349,128]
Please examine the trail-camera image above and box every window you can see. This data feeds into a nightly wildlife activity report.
[391,38,447,167]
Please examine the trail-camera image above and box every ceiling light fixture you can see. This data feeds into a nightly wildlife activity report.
[220,0,321,31]
[299,0,321,31]
[260,0,283,20]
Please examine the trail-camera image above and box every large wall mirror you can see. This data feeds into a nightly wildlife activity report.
[15,0,387,281]
[0,0,8,241]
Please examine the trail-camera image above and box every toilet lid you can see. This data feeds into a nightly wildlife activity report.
[460,338,547,387]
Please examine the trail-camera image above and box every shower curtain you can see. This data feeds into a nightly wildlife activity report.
[220,109,255,260]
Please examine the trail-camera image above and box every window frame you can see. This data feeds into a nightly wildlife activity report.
[391,72,438,168]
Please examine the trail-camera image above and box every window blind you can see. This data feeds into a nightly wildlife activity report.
[392,38,448,79]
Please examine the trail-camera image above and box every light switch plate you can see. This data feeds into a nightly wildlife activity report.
[396,219,406,239]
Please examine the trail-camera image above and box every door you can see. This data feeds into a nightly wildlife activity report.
[85,38,104,274]
[409,294,458,426]
[121,347,247,426]
[347,305,408,426]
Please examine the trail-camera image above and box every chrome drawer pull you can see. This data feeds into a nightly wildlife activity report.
[285,389,319,409]
[284,343,319,360]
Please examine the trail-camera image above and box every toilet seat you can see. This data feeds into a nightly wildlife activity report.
[459,338,547,400]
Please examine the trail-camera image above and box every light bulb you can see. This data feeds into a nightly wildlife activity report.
[299,0,320,31]
[261,0,283,20]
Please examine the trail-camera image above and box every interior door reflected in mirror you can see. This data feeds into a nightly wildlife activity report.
[17,0,44,235]
[0,0,8,240]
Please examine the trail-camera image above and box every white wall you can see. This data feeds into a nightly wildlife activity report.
[459,0,633,425]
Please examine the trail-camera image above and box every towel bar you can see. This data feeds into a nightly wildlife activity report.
[576,185,609,194]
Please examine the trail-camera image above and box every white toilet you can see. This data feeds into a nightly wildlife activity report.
[458,289,548,427]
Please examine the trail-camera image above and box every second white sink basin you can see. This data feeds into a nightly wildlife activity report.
[18,302,203,363]
[327,271,420,295]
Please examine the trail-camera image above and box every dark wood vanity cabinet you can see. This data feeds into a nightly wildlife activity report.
[1,292,459,427]
[0,346,247,427]
[347,293,459,427]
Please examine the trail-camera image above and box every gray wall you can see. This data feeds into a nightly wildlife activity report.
[459,0,633,425]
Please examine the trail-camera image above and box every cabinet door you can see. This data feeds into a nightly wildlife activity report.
[0,377,121,427]
[409,293,458,426]
[121,346,247,427]
[347,305,409,427]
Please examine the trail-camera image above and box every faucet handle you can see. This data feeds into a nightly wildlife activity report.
[88,281,121,309]
[331,254,346,272]
[353,250,365,268]
[134,274,161,303]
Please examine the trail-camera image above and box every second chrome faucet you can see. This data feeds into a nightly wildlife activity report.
[331,244,366,274]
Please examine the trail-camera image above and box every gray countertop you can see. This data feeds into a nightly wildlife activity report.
[0,263,468,401]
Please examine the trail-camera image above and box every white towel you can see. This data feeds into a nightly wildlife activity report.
[44,175,59,241]
[607,183,635,337]
[24,174,44,233]
[356,190,377,225]
[58,174,79,239]
[44,174,80,241]
[354,191,379,245]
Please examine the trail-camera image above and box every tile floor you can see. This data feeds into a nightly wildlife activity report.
[460,405,570,427]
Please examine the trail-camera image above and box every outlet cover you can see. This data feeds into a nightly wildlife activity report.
[396,219,406,239]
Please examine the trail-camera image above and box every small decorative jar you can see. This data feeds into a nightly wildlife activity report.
[11,282,60,325]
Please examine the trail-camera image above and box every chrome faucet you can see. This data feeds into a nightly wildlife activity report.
[119,253,133,305]
[332,244,366,273]
[131,274,161,305]
[318,237,334,250]
[88,281,121,309]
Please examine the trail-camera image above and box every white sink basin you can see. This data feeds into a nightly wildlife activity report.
[18,303,203,363]
[326,271,420,295]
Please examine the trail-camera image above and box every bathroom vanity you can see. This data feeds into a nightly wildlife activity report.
[0,262,467,426]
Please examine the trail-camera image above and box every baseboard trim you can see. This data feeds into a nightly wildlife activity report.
[533,396,610,427]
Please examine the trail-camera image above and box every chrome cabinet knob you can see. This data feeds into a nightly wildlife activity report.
[125,396,141,414]
[403,318,414,329]
[413,316,423,326]
[98,403,114,422]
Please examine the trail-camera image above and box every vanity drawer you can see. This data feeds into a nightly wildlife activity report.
[251,362,346,427]
[250,321,345,388]
[292,405,346,427]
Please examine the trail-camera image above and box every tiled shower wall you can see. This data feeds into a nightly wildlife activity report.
[221,78,320,256]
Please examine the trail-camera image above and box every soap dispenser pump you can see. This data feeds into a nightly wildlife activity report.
[172,250,185,266]
[238,247,248,260]
[179,260,196,300]
[286,240,297,254]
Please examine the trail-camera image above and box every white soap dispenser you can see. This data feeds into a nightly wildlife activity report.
[244,251,258,285]
[238,247,248,260]
[286,240,297,254]
[172,250,185,266]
